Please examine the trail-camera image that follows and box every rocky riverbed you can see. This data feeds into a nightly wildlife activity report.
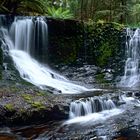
[0,81,71,127]
[0,81,140,140]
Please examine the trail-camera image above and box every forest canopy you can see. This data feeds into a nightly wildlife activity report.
[0,0,140,24]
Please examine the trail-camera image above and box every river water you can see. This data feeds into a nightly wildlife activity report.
[0,89,140,140]
[1,16,140,140]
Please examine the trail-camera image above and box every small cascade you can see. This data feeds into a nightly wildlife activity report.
[0,16,96,94]
[69,97,116,118]
[65,93,140,125]
[65,97,122,125]
[120,28,140,87]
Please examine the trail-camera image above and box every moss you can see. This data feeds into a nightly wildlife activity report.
[31,101,46,109]
[10,86,20,92]
[37,91,47,96]
[4,104,14,111]
[49,36,82,64]
[84,21,124,68]
[97,42,112,67]
[111,22,125,30]
[22,94,33,102]
[22,94,46,110]
[47,19,125,79]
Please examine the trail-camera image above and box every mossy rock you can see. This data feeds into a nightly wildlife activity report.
[47,18,125,71]
[31,101,46,110]
[4,104,14,111]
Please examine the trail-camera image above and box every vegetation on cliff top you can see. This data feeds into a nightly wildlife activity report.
[0,0,140,25]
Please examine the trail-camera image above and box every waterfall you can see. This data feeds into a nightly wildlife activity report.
[0,16,95,94]
[120,28,140,87]
[69,97,116,118]
[65,97,122,125]
[9,18,34,52]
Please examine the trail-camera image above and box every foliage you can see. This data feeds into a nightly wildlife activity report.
[1,0,140,24]
[43,0,140,24]
[80,21,124,68]
[95,73,107,83]
[130,2,140,24]
[48,19,124,72]
[0,0,46,15]
[47,6,73,19]
[97,42,112,67]
[0,5,9,13]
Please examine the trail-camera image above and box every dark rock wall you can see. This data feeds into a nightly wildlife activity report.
[47,18,84,65]
[46,18,126,78]
[83,22,126,78]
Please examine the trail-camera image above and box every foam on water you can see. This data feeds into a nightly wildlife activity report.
[65,97,123,125]
[120,28,140,87]
[65,109,123,125]
[9,50,90,93]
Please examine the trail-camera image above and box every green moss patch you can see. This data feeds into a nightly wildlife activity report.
[4,103,14,111]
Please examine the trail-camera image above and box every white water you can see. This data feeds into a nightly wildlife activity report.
[120,28,140,87]
[10,50,90,93]
[9,18,34,52]
[1,17,96,94]
[65,97,123,125]
[119,94,140,106]
[65,109,122,125]
[69,97,116,118]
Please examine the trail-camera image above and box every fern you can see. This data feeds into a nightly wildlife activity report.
[47,6,73,19]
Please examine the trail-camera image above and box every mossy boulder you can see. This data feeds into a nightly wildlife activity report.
[0,85,70,126]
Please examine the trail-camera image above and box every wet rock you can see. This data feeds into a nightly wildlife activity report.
[126,92,133,97]
[0,85,71,126]
[52,104,69,120]
[134,92,140,97]
[104,72,113,81]
[58,64,99,84]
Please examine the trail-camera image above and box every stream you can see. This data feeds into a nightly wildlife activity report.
[0,89,140,140]
[1,16,140,140]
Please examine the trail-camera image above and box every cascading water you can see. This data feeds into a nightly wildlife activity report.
[65,97,122,125]
[69,97,116,118]
[120,28,140,87]
[65,93,140,125]
[0,16,95,94]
